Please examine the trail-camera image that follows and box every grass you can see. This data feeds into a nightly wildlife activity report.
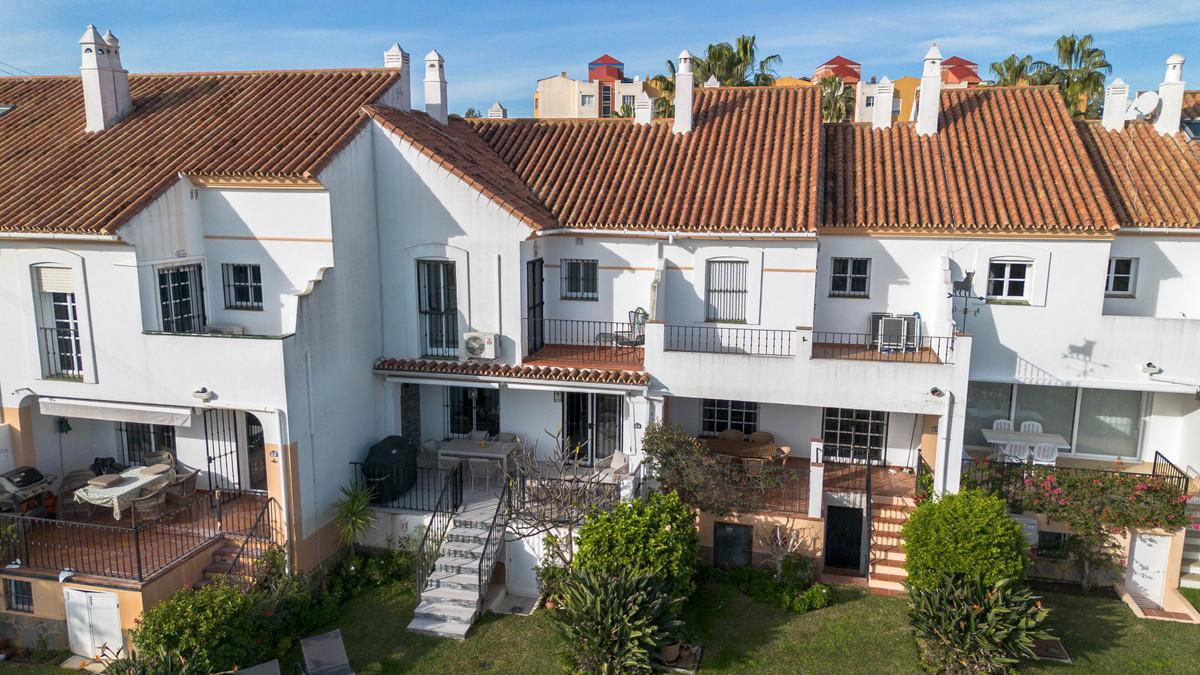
[1181,586,1200,612]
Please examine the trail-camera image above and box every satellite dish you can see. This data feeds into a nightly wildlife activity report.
[1125,91,1160,120]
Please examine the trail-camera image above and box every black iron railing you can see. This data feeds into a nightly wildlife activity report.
[1152,451,1191,495]
[811,332,955,364]
[419,310,458,358]
[664,325,795,357]
[507,474,620,525]
[962,457,1190,507]
[524,318,644,366]
[351,463,453,512]
[414,462,463,594]
[223,494,275,590]
[40,327,83,379]
[476,480,509,611]
[723,461,809,513]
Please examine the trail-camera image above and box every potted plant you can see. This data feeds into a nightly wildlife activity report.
[660,640,681,664]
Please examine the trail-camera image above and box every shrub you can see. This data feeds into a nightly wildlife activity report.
[902,489,1029,589]
[909,574,1053,673]
[576,491,699,599]
[132,581,260,671]
[552,567,683,674]
[334,483,377,556]
[641,424,778,516]
[102,647,210,675]
[704,563,832,614]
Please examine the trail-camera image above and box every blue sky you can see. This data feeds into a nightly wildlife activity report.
[1,0,1196,117]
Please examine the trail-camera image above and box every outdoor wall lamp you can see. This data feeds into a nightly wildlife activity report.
[929,387,945,398]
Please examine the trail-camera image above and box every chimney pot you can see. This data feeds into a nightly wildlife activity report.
[634,90,655,125]
[488,101,507,119]
[79,24,131,132]
[673,49,694,134]
[916,43,943,136]
[382,43,412,110]
[424,49,448,124]
[1101,78,1129,131]
[1154,54,1186,135]
[872,76,894,130]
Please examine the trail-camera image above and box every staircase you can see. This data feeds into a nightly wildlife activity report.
[408,493,507,639]
[194,538,252,588]
[867,496,916,594]
[1181,498,1200,589]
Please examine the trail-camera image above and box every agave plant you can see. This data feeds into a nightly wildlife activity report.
[334,483,377,556]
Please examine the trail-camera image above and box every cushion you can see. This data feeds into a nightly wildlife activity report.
[718,429,744,441]
[87,474,122,488]
[144,463,172,475]
[607,451,628,473]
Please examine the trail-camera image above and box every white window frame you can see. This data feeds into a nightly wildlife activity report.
[986,258,1032,301]
[580,94,595,107]
[704,259,749,322]
[700,399,759,437]
[1104,257,1137,298]
[829,257,871,298]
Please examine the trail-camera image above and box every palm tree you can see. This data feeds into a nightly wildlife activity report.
[1033,34,1111,118]
[695,35,781,86]
[650,59,677,118]
[334,483,376,556]
[990,54,1036,86]
[463,107,482,119]
[818,75,853,122]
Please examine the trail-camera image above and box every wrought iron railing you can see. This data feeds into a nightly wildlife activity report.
[524,318,644,366]
[40,326,84,379]
[222,494,275,590]
[962,457,1190,506]
[507,474,620,525]
[419,310,458,358]
[915,455,934,502]
[663,325,795,357]
[1152,451,1191,495]
[476,480,509,612]
[351,463,453,512]
[721,460,809,513]
[810,332,955,364]
[414,462,463,594]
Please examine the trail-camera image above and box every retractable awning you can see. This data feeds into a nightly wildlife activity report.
[37,397,194,427]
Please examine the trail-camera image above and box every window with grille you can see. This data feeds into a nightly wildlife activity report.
[622,94,635,110]
[158,264,206,333]
[829,257,870,297]
[34,267,83,380]
[447,387,500,438]
[822,408,887,461]
[1105,258,1137,297]
[222,263,263,310]
[4,578,33,613]
[561,259,598,300]
[705,260,748,322]
[117,422,176,466]
[986,260,1031,300]
[701,399,759,437]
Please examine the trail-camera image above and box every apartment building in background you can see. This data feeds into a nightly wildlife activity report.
[533,54,653,118]
[855,50,983,122]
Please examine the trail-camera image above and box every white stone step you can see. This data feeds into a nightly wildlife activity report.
[435,555,481,575]
[1181,572,1200,590]
[415,600,477,623]
[407,615,471,640]
[442,540,486,559]
[423,586,479,608]
[427,569,480,592]
[447,527,490,543]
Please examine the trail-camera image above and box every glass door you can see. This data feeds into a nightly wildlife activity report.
[417,260,458,357]
[527,258,544,352]
[562,393,623,465]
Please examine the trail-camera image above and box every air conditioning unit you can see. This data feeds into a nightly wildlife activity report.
[205,324,245,336]
[869,312,919,351]
[462,332,498,360]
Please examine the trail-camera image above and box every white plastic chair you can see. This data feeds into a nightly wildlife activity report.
[1004,443,1031,463]
[467,429,489,441]
[1031,443,1058,465]
[468,458,493,492]
[1020,421,1043,434]
[991,419,1014,432]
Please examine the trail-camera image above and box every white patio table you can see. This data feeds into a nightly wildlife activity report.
[72,466,174,520]
[980,428,1071,451]
[438,439,518,468]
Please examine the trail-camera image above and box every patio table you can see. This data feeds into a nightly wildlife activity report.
[438,439,518,468]
[72,466,174,520]
[704,438,783,460]
[980,429,1071,450]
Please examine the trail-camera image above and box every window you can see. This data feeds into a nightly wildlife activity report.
[117,423,176,466]
[1013,384,1076,444]
[865,95,875,107]
[1105,258,1137,297]
[964,381,1013,446]
[417,260,458,358]
[705,260,748,322]
[157,264,206,333]
[822,408,887,461]
[600,83,612,117]
[4,578,33,613]
[622,94,635,110]
[829,257,870,297]
[1036,531,1069,560]
[580,94,595,106]
[987,260,1030,300]
[560,259,598,300]
[35,267,83,379]
[701,399,758,437]
[0,104,14,118]
[447,387,500,438]
[1075,388,1143,458]
[221,263,263,310]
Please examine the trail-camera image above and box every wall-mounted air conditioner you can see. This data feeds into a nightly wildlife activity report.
[869,313,919,350]
[205,324,245,336]
[462,332,498,360]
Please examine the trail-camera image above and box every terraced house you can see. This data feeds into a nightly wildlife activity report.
[1,29,1198,649]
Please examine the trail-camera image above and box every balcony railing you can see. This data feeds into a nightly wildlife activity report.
[664,325,796,357]
[811,332,955,364]
[351,463,456,512]
[525,318,644,367]
[507,474,620,525]
[420,311,459,358]
[40,327,84,380]
[962,456,1190,506]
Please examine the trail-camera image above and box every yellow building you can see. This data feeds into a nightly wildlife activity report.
[773,76,813,87]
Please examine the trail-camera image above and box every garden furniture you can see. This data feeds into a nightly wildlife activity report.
[301,629,354,675]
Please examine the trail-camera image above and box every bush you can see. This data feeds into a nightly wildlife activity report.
[641,424,778,516]
[132,582,260,671]
[704,563,832,614]
[576,491,699,599]
[102,647,209,675]
[909,574,1053,673]
[552,567,683,674]
[902,489,1029,589]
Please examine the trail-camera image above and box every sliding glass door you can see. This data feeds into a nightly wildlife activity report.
[446,387,500,438]
[563,392,623,465]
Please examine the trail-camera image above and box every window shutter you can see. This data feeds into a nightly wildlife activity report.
[36,267,74,293]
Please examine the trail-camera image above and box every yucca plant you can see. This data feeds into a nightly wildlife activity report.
[909,574,1053,673]
[333,483,376,556]
[552,567,683,674]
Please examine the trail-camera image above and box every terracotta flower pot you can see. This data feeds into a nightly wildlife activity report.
[680,643,694,660]
[544,599,556,610]
[660,642,681,664]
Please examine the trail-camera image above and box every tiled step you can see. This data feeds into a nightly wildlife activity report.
[211,544,240,564]
[870,544,906,562]
[407,615,471,640]
[415,600,477,623]
[447,527,490,544]
[435,555,482,575]
[869,559,905,577]
[427,569,481,592]
[872,516,908,533]
[422,586,479,608]
[204,561,233,576]
[1181,572,1200,590]
[867,572,906,592]
[442,540,486,560]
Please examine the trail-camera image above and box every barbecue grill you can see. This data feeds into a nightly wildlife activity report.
[0,466,55,512]
[360,436,418,503]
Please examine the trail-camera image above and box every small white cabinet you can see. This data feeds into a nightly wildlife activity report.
[63,588,124,659]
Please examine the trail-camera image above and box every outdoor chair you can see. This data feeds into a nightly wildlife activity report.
[438,456,461,473]
[1003,443,1031,463]
[165,469,199,506]
[491,432,518,443]
[57,488,96,522]
[467,430,489,442]
[468,458,494,492]
[238,660,282,675]
[748,431,775,445]
[131,490,167,524]
[991,419,1014,432]
[615,308,649,348]
[1031,443,1058,465]
[718,429,744,442]
[1020,421,1043,434]
[300,629,354,675]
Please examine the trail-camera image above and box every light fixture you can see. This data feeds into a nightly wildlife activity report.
[58,568,75,582]
[1142,362,1162,375]
[192,387,214,402]
[929,387,945,398]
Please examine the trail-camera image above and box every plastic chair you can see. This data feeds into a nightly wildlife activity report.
[467,430,489,442]
[1003,443,1031,462]
[300,629,354,675]
[1020,421,1043,434]
[1031,443,1058,465]
[468,458,493,492]
[991,419,1014,432]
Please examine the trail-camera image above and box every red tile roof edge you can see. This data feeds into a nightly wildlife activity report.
[374,358,650,386]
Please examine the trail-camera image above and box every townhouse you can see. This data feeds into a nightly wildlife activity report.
[0,28,1198,648]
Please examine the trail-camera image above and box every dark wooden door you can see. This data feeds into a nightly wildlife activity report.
[824,506,863,571]
[714,522,753,568]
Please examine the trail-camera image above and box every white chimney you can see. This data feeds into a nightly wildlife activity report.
[872,76,894,129]
[424,49,447,124]
[1154,54,1186,135]
[383,43,411,110]
[488,101,507,119]
[673,49,694,134]
[916,43,943,136]
[102,30,132,119]
[79,25,130,132]
[634,90,654,125]
[1101,78,1129,131]
[703,74,720,89]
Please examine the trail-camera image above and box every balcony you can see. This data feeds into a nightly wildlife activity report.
[664,325,796,357]
[811,332,956,365]
[39,326,84,381]
[524,318,644,369]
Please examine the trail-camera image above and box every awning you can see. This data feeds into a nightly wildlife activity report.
[37,398,194,427]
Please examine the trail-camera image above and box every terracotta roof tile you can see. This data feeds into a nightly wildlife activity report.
[365,106,556,231]
[467,86,823,232]
[822,86,1118,233]
[1077,120,1200,228]
[1184,90,1200,119]
[0,69,399,234]
[374,358,650,386]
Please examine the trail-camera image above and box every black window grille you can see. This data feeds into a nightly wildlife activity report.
[158,264,206,333]
[41,291,83,379]
[417,260,458,358]
[701,399,759,437]
[221,263,263,310]
[117,422,176,466]
[561,259,599,300]
[830,257,871,297]
[446,387,500,438]
[822,408,887,461]
[705,260,748,322]
[4,578,33,613]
